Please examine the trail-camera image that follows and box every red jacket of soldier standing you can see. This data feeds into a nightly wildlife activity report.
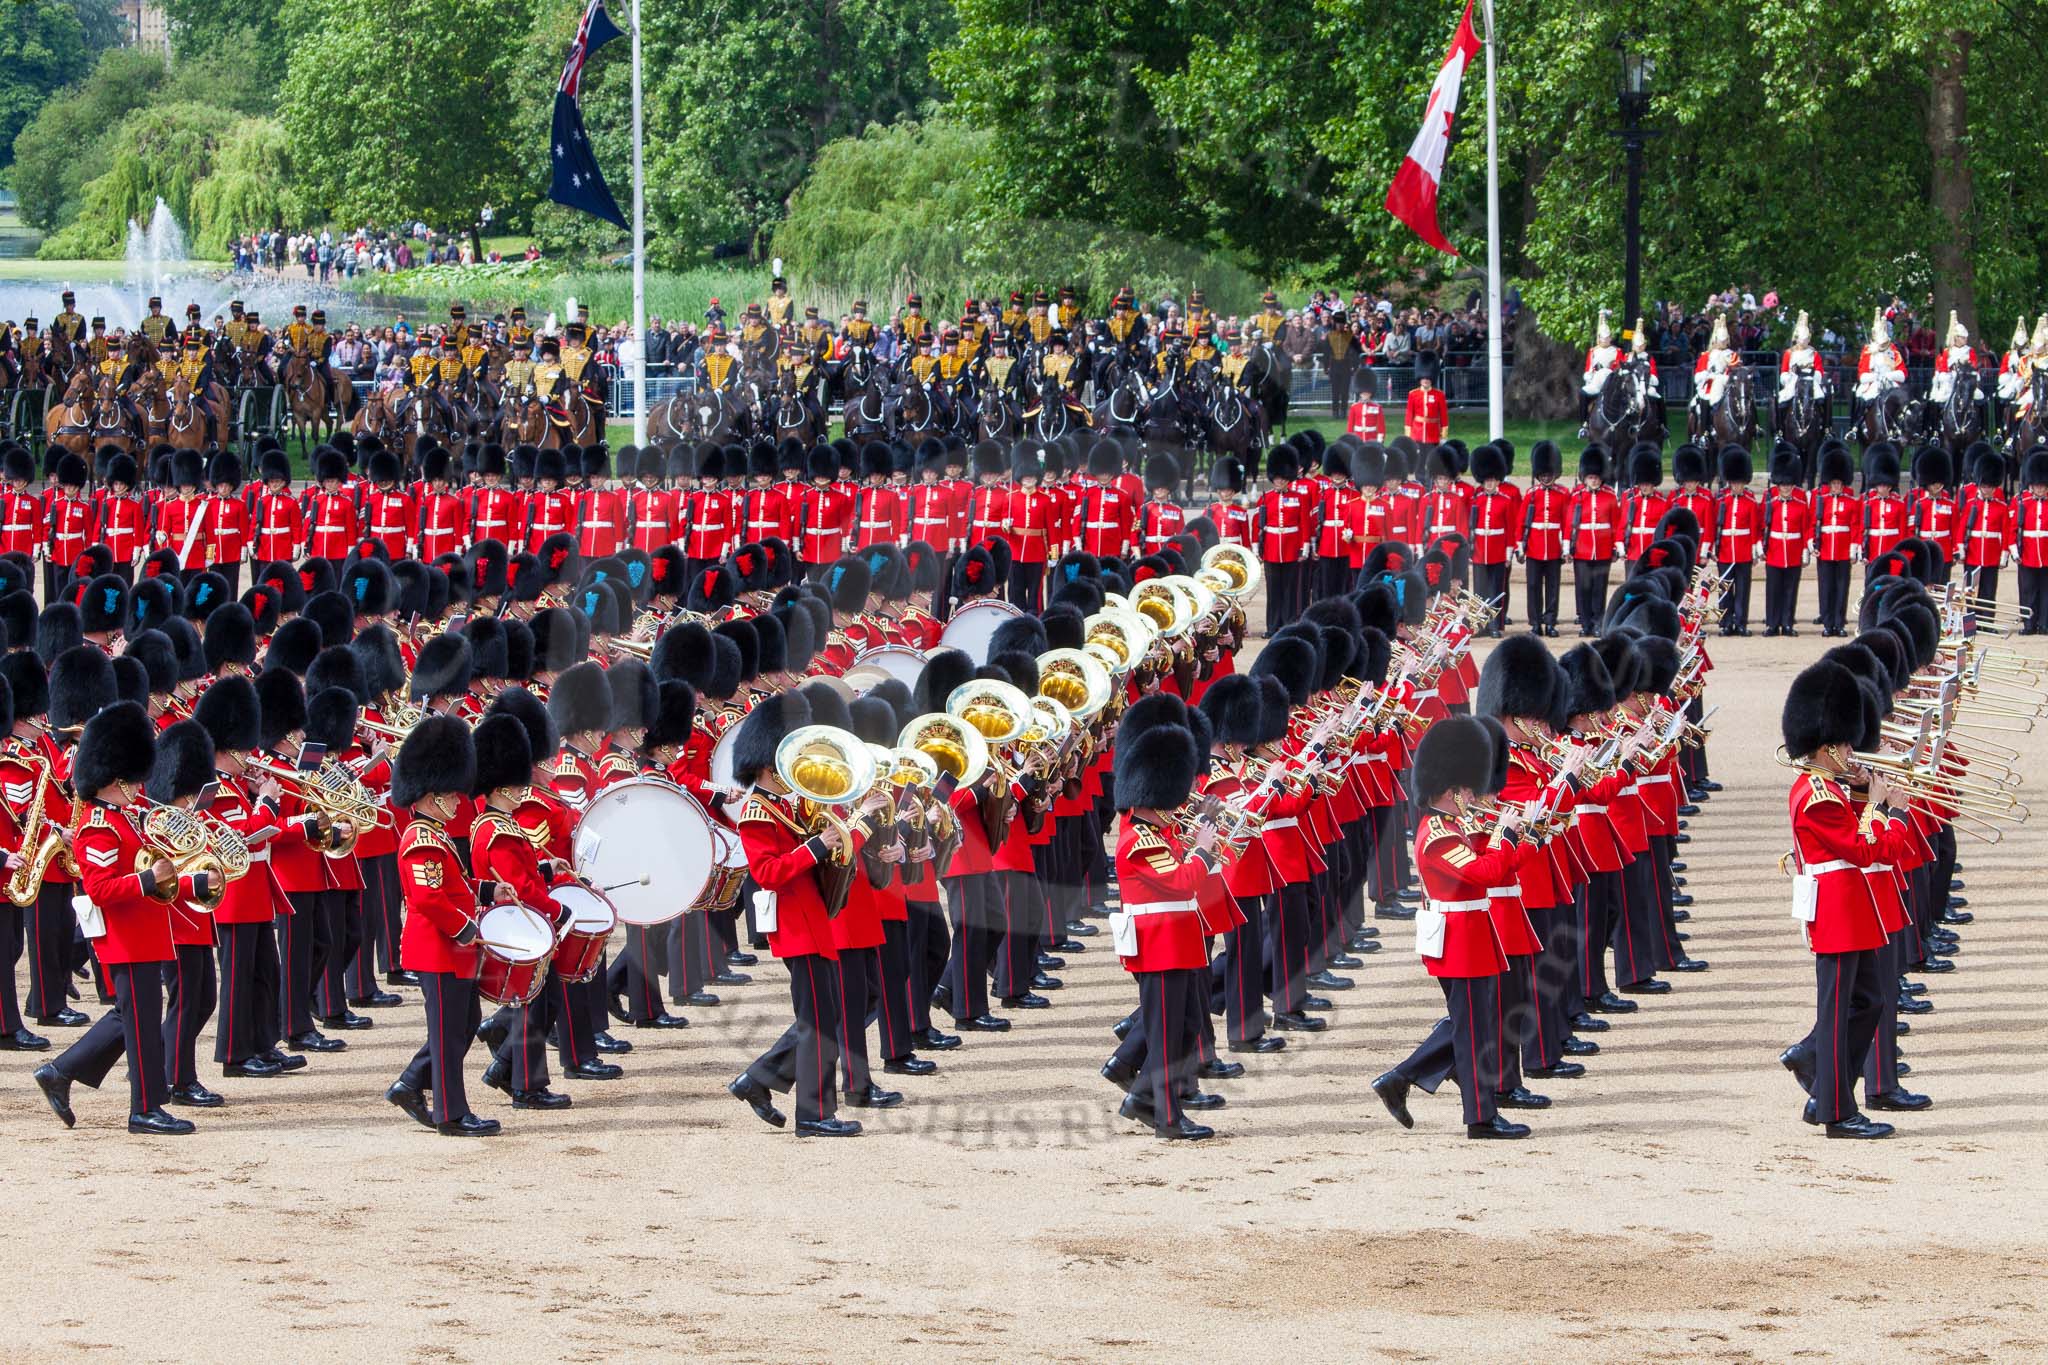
[1960,489,2013,568]
[417,489,468,560]
[1762,489,1814,568]
[1812,489,1861,562]
[1619,487,1669,559]
[46,490,96,572]
[1715,488,1762,563]
[577,484,629,559]
[1468,487,1515,565]
[1078,481,1137,559]
[1566,485,1619,560]
[1255,484,1312,562]
[1861,488,1910,559]
[1519,482,1568,561]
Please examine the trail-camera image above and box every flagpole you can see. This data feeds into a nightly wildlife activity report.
[1482,0,1503,441]
[629,0,647,449]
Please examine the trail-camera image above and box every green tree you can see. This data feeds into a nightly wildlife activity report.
[160,1,306,92]
[0,0,101,174]
[8,46,168,230]
[37,100,238,257]
[281,0,526,227]
[189,117,303,251]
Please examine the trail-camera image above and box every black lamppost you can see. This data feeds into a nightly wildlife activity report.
[1617,40,1656,332]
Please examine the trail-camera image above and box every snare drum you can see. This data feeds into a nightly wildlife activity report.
[693,822,749,913]
[573,777,718,926]
[475,903,554,1006]
[549,883,619,983]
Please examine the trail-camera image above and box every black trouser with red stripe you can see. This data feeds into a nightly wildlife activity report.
[835,944,878,1094]
[1392,973,1501,1126]
[160,944,217,1090]
[1497,953,1533,1094]
[1525,558,1561,631]
[992,868,1044,1001]
[24,880,76,1022]
[1718,560,1752,632]
[1579,870,1621,1000]
[1267,881,1312,1013]
[1764,564,1801,632]
[746,951,841,1122]
[497,966,600,1088]
[942,872,996,1022]
[1522,905,1573,1069]
[0,902,24,1035]
[1611,851,1666,988]
[1263,560,1301,634]
[1211,893,1268,1044]
[52,960,168,1117]
[1805,947,1882,1123]
[278,892,332,1040]
[608,922,668,1021]
[1862,933,1903,1097]
[905,898,948,1036]
[1127,967,1197,1125]
[872,917,917,1062]
[316,889,364,1022]
[1815,558,1852,632]
[213,920,280,1065]
[351,853,401,988]
[399,970,481,1124]
[1472,560,1510,630]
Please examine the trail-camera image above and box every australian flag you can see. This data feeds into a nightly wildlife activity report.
[549,0,627,229]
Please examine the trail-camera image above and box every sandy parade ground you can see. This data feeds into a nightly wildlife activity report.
[3,571,2045,1363]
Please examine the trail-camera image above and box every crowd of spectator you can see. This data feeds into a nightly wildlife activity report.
[226,224,542,279]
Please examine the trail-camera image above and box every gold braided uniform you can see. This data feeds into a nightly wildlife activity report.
[1108,313,1140,343]
[52,310,84,342]
[1041,353,1075,386]
[561,344,592,383]
[1188,341,1218,364]
[985,355,1016,390]
[1001,304,1027,334]
[907,354,938,384]
[504,357,536,393]
[765,295,793,327]
[154,356,180,384]
[1220,353,1249,384]
[902,313,931,342]
[534,359,564,395]
[461,341,489,372]
[509,323,534,349]
[937,354,969,382]
[178,353,207,385]
[224,318,250,349]
[1057,299,1080,328]
[1254,309,1284,338]
[285,321,315,353]
[140,314,172,343]
[957,331,981,365]
[408,353,437,386]
[844,318,877,346]
[799,320,831,359]
[703,353,737,389]
[1325,324,1355,360]
[438,354,464,384]
[450,322,471,348]
[1027,310,1053,344]
[1186,305,1212,334]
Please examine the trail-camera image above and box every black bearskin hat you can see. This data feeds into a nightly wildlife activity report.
[1412,715,1495,805]
[1558,644,1615,718]
[1112,723,1200,812]
[49,645,115,731]
[732,692,809,787]
[1782,660,1867,760]
[643,680,697,753]
[1248,635,1317,707]
[145,719,215,803]
[824,555,871,614]
[914,647,975,716]
[1475,633,1557,722]
[193,673,260,753]
[607,658,657,731]
[73,701,155,799]
[548,661,614,738]
[1196,673,1264,747]
[203,603,258,672]
[487,686,556,769]
[409,632,472,701]
[255,668,307,750]
[469,714,533,797]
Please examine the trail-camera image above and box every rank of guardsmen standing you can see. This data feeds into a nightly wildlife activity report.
[0,345,2033,1145]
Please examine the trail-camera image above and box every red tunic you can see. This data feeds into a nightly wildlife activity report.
[469,486,521,548]
[1112,815,1215,973]
[853,485,905,550]
[1077,483,1137,558]
[1763,490,1813,568]
[629,486,676,552]
[1812,489,1861,563]
[304,491,360,560]
[1789,773,1910,954]
[736,791,856,961]
[577,486,629,559]
[1566,487,1619,560]
[46,492,95,571]
[524,489,574,552]
[1714,490,1762,563]
[1519,483,1568,561]
[1412,811,1513,978]
[75,803,183,965]
[798,486,853,565]
[398,817,482,977]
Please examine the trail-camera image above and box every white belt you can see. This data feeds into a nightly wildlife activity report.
[1365,753,1390,764]
[1263,817,1299,831]
[1416,689,1439,702]
[2023,530,2048,538]
[1868,863,1894,874]
[1970,529,2002,539]
[1621,783,1641,796]
[315,524,347,534]
[1486,886,1517,899]
[1769,531,1802,540]
[1429,898,1488,913]
[1531,521,1559,531]
[1122,898,1196,917]
[1639,773,1672,785]
[1084,520,1121,530]
[1577,804,1607,815]
[1821,525,1848,534]
[582,520,615,529]
[859,520,892,530]
[1474,527,1503,537]
[247,847,271,863]
[1804,859,1856,875]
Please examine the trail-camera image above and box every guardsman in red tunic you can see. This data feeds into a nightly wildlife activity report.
[1908,447,1960,574]
[574,445,627,559]
[1206,456,1252,547]
[1761,449,1814,636]
[45,453,96,600]
[384,715,504,1136]
[250,448,304,566]
[1467,443,1515,635]
[0,446,40,561]
[97,452,148,580]
[1403,373,1448,443]
[726,696,887,1137]
[1669,445,1718,548]
[143,721,228,1108]
[1314,446,1362,600]
[2017,450,2048,632]
[1619,447,1669,559]
[362,450,417,561]
[415,448,468,560]
[1958,447,2013,606]
[1860,444,1909,561]
[1713,446,1762,635]
[1371,717,1529,1139]
[1104,720,1222,1140]
[1254,445,1311,636]
[1079,443,1138,559]
[626,446,673,553]
[153,449,213,572]
[469,445,521,549]
[1519,441,1569,636]
[1005,445,1057,611]
[906,451,955,556]
[523,448,575,553]
[1566,446,1620,634]
[852,444,904,550]
[738,443,793,547]
[204,451,251,595]
[3,655,83,1032]
[1773,661,1915,1138]
[1812,444,1862,635]
[33,704,211,1136]
[1136,453,1186,559]
[797,444,852,579]
[305,448,360,565]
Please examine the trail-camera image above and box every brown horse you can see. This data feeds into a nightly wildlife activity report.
[352,385,418,462]
[283,351,352,450]
[502,393,550,449]
[146,372,210,451]
[45,370,97,456]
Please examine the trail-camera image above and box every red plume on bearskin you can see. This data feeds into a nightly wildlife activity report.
[735,549,757,582]
[299,568,317,593]
[965,557,984,586]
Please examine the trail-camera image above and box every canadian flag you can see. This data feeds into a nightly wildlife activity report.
[1384,0,1483,256]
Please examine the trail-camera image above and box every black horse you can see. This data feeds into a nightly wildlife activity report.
[1775,363,1830,485]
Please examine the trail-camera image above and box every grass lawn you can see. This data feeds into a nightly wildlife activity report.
[0,257,227,281]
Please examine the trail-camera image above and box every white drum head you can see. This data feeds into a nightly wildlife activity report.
[847,644,927,692]
[939,598,1021,664]
[553,883,617,933]
[711,725,741,790]
[480,904,552,962]
[573,778,717,926]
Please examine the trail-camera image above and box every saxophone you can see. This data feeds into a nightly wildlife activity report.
[6,752,73,906]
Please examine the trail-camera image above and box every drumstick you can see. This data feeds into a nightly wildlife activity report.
[597,875,652,892]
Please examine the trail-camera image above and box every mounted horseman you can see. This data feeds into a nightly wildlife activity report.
[1999,314,2048,472]
[1687,312,1754,455]
[1024,330,1090,441]
[1775,310,1831,484]
[976,332,1024,442]
[1238,325,1289,435]
[1919,310,1984,458]
[833,299,879,403]
[1583,310,1663,454]
[1853,307,1911,444]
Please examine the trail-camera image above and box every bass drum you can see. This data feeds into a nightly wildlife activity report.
[938,598,1022,664]
[845,644,927,693]
[572,777,717,926]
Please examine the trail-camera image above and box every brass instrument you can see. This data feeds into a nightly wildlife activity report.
[1773,745,2023,843]
[945,679,1032,750]
[1036,647,1113,722]
[4,752,73,906]
[1198,542,1264,601]
[773,724,878,914]
[1082,609,1154,676]
[136,802,236,910]
[244,754,388,853]
[897,712,991,789]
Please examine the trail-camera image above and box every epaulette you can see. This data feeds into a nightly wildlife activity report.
[1806,773,1845,806]
[737,795,776,825]
[400,820,454,860]
[1131,826,1170,852]
[598,753,636,778]
[85,805,110,829]
[471,810,519,841]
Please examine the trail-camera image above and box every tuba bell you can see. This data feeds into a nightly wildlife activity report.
[1035,647,1113,722]
[945,678,1033,747]
[897,712,991,789]
[1199,541,1264,600]
[773,724,879,914]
